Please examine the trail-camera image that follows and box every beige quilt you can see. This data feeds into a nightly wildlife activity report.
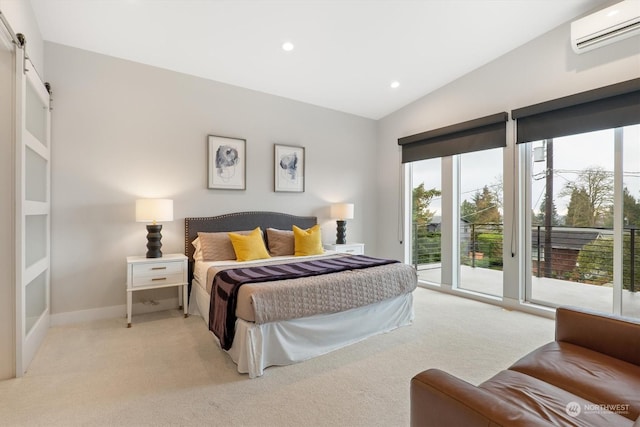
[205,255,417,324]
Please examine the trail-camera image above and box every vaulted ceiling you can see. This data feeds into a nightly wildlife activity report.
[31,0,609,119]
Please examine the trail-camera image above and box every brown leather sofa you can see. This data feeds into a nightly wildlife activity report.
[410,306,640,426]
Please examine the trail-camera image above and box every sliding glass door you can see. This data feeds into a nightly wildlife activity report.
[458,148,503,297]
[403,113,508,296]
[526,125,639,316]
[410,158,442,284]
[622,126,640,317]
[405,80,638,318]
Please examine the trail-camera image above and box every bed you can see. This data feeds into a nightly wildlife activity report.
[185,211,417,378]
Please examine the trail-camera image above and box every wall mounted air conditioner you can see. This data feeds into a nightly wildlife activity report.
[571,0,640,54]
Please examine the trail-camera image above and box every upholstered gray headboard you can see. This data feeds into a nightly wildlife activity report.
[184,211,317,283]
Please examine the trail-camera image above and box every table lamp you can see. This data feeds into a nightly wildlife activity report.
[136,199,173,258]
[331,203,354,244]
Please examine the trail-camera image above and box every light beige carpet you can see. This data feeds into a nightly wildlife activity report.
[0,288,554,426]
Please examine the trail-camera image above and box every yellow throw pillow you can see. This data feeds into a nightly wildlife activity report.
[293,224,324,256]
[228,227,271,262]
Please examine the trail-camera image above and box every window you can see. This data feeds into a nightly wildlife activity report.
[410,159,442,284]
[528,130,616,310]
[458,148,503,297]
[514,78,640,316]
[400,113,507,293]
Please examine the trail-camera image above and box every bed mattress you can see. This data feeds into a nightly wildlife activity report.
[194,252,417,323]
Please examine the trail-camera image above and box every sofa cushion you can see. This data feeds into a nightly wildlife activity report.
[480,370,633,427]
[556,306,640,366]
[508,341,640,421]
[411,369,557,427]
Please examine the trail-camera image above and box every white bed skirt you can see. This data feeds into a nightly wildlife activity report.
[189,281,414,378]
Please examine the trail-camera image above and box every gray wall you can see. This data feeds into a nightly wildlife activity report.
[45,42,378,319]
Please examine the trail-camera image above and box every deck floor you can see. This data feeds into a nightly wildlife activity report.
[417,264,640,318]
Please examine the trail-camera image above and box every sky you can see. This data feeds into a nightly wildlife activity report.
[411,124,640,221]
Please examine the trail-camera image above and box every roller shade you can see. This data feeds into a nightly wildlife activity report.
[512,78,640,144]
[398,112,508,163]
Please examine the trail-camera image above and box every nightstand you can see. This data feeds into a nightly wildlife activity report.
[126,253,188,327]
[323,243,365,255]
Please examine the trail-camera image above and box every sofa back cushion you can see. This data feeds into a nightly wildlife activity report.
[555,306,640,366]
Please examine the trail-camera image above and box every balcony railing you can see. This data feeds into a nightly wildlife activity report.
[411,223,639,292]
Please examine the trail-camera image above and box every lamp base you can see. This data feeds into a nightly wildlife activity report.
[146,224,163,258]
[336,220,346,245]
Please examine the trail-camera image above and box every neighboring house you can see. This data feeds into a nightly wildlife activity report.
[426,216,442,232]
[426,216,471,235]
[422,217,475,258]
[531,227,612,277]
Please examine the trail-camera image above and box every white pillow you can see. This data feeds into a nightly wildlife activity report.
[192,237,203,261]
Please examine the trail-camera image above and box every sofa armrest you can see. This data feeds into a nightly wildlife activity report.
[555,306,640,366]
[410,369,554,427]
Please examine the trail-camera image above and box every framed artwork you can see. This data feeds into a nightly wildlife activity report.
[208,135,246,190]
[274,144,305,192]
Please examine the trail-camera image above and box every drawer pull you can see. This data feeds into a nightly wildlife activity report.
[346,249,355,253]
[152,277,167,281]
[151,267,167,270]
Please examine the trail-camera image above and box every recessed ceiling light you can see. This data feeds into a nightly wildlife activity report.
[390,81,400,89]
[282,42,294,52]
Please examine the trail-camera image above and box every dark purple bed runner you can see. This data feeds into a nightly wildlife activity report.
[209,255,399,350]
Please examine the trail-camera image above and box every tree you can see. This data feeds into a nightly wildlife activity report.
[412,183,442,265]
[565,188,592,227]
[461,200,476,224]
[534,199,561,226]
[460,186,502,269]
[577,235,640,290]
[561,166,613,227]
[460,186,501,225]
[490,175,503,212]
[412,183,441,225]
[623,187,640,228]
[602,187,640,228]
[472,185,501,224]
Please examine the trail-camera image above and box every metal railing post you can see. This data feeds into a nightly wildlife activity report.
[537,226,541,278]
[631,227,636,293]
[413,223,417,269]
[471,223,476,268]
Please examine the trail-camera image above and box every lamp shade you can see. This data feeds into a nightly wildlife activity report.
[331,203,354,220]
[136,199,174,224]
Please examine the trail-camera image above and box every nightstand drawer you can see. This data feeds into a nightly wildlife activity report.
[339,246,362,254]
[132,261,183,277]
[323,243,365,255]
[131,261,185,288]
[132,272,185,287]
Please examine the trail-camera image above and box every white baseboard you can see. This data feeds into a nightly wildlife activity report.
[51,297,181,326]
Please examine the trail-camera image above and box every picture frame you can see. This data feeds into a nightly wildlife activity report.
[274,144,305,192]
[208,135,246,190]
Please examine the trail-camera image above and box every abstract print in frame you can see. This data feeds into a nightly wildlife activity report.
[274,144,305,192]
[208,135,246,190]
